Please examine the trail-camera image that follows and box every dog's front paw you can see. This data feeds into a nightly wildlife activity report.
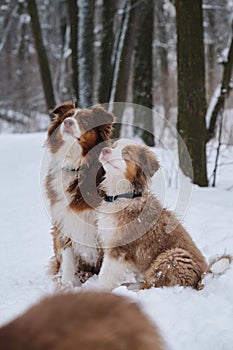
[53,274,81,291]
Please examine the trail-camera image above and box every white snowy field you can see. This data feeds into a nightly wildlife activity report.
[0,132,233,350]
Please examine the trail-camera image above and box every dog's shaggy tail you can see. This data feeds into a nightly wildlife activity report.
[208,254,232,275]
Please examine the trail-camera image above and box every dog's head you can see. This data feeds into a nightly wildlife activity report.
[46,102,114,157]
[77,104,114,156]
[99,139,160,195]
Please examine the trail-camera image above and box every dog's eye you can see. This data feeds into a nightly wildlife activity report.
[122,150,129,156]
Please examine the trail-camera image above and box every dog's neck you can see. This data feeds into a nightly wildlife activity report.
[104,191,142,202]
[100,174,147,204]
[101,174,135,197]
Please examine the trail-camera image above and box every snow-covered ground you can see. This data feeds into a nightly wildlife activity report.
[0,132,233,350]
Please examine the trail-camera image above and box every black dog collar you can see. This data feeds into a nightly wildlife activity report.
[104,191,142,202]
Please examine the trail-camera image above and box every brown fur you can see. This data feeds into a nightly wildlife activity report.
[76,252,104,282]
[100,143,231,290]
[45,170,59,206]
[68,146,107,212]
[108,194,208,289]
[46,101,76,153]
[45,102,114,281]
[0,293,165,350]
[49,225,72,275]
[123,145,160,192]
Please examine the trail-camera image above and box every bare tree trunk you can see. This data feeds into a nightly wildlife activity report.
[206,9,216,101]
[98,0,116,104]
[211,109,224,187]
[156,0,170,119]
[112,0,141,138]
[109,0,129,108]
[78,0,95,108]
[206,22,233,142]
[17,1,27,113]
[133,0,155,146]
[0,2,19,55]
[67,0,79,104]
[26,0,55,113]
[175,0,208,186]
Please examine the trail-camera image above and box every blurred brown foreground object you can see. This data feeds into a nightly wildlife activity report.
[0,292,165,350]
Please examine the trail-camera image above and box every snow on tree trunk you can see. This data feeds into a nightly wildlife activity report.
[98,0,116,104]
[68,0,79,104]
[78,0,94,108]
[109,0,129,111]
[111,0,141,138]
[156,0,170,120]
[206,21,233,142]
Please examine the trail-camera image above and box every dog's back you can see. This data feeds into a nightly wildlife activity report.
[0,292,164,350]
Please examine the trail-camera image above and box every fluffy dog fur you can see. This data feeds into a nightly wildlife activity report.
[0,293,165,350]
[97,139,232,291]
[45,102,114,284]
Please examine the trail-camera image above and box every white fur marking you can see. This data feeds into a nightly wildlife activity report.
[61,247,76,284]
[211,258,230,274]
[60,115,81,140]
[98,254,135,292]
[99,138,141,196]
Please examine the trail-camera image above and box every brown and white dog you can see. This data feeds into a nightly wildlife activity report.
[97,139,231,291]
[0,292,165,350]
[45,101,114,285]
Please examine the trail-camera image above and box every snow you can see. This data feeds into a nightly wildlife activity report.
[1,133,233,350]
[109,0,130,109]
[206,84,221,128]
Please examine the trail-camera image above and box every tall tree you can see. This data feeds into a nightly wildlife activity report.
[111,0,141,138]
[175,0,208,186]
[78,0,94,108]
[133,0,155,146]
[98,0,116,104]
[67,0,79,104]
[205,8,216,101]
[206,20,233,142]
[26,0,55,112]
[17,1,27,114]
[156,0,170,119]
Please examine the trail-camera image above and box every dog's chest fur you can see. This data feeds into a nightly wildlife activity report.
[98,194,204,273]
[46,151,100,266]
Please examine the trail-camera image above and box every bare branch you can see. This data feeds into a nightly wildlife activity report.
[0,2,18,54]
[211,109,224,187]
[206,22,233,142]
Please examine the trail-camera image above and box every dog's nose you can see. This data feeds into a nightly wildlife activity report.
[64,118,74,127]
[102,147,112,155]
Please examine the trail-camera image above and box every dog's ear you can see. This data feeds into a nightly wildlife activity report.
[140,147,160,178]
[92,105,115,140]
[50,101,75,120]
[47,101,75,138]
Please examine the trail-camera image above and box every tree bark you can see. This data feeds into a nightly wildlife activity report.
[206,9,216,101]
[133,0,155,146]
[67,0,79,104]
[156,0,170,119]
[112,0,141,138]
[206,23,233,142]
[175,0,208,186]
[78,0,95,108]
[17,1,27,113]
[26,0,55,113]
[98,0,116,104]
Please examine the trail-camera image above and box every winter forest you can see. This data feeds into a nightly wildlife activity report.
[0,0,233,186]
[1,1,233,349]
